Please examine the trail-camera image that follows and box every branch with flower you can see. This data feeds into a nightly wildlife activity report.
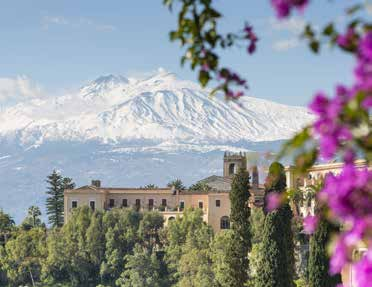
[165,0,371,286]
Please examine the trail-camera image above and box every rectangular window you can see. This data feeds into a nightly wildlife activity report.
[162,199,167,206]
[109,199,115,208]
[179,201,185,211]
[71,200,78,208]
[135,199,141,207]
[216,199,221,207]
[122,199,128,207]
[89,201,95,211]
[198,201,203,209]
[148,199,154,210]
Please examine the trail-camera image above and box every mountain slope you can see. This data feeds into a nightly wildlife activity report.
[0,70,313,148]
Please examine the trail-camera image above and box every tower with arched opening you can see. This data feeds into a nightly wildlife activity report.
[223,152,247,177]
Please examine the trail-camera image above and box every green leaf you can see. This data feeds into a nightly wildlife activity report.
[310,41,320,53]
[199,70,210,87]
[322,23,335,36]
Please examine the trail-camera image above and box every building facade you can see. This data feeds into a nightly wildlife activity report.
[64,153,263,232]
[285,159,369,287]
[285,159,368,217]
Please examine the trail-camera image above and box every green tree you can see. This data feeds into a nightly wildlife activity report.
[250,207,265,244]
[256,162,295,287]
[46,170,64,227]
[86,210,106,282]
[100,208,142,285]
[0,227,47,286]
[139,211,164,249]
[228,167,251,287]
[62,177,75,190]
[176,223,214,287]
[46,171,75,228]
[21,205,43,230]
[143,184,159,189]
[41,228,71,285]
[210,230,237,287]
[116,244,166,287]
[255,210,290,287]
[165,208,213,285]
[308,216,342,287]
[167,179,185,190]
[189,182,212,192]
[57,206,96,286]
[0,209,14,246]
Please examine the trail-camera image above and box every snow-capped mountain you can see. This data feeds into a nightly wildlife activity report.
[0,70,312,148]
[0,70,313,222]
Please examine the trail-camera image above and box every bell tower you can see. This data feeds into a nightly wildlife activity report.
[223,152,247,177]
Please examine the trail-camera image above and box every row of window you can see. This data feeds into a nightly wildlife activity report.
[71,199,223,210]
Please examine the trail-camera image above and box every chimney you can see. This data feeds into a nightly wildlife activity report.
[91,180,101,188]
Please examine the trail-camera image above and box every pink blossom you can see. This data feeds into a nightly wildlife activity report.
[266,193,282,212]
[330,238,349,274]
[353,249,372,287]
[359,32,372,61]
[303,215,318,234]
[271,0,308,18]
[337,28,356,49]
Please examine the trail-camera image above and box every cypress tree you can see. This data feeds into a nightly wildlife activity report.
[255,210,289,287]
[46,170,64,227]
[308,216,342,287]
[256,162,295,287]
[228,167,251,287]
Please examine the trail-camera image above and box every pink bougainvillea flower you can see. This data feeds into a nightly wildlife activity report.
[353,249,372,287]
[266,192,282,212]
[303,215,319,234]
[330,237,349,274]
[359,32,372,61]
[271,0,308,18]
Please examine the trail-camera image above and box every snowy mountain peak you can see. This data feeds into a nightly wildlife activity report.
[93,74,129,86]
[81,74,129,99]
[0,70,313,148]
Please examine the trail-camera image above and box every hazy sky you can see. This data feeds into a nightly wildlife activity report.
[0,0,360,106]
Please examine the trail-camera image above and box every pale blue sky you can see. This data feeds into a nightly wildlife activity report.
[0,0,359,106]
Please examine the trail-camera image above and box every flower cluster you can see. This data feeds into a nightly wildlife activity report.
[271,0,308,18]
[355,32,372,97]
[337,28,358,50]
[244,24,258,54]
[353,249,372,287]
[319,165,372,276]
[309,88,353,160]
[320,165,372,222]
[218,68,248,99]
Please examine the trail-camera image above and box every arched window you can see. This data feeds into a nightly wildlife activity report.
[168,216,175,222]
[229,163,235,175]
[220,216,230,229]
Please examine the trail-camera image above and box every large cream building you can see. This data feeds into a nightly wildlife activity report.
[64,153,264,232]
[285,159,369,287]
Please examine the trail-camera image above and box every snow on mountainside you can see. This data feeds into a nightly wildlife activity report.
[0,70,313,148]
